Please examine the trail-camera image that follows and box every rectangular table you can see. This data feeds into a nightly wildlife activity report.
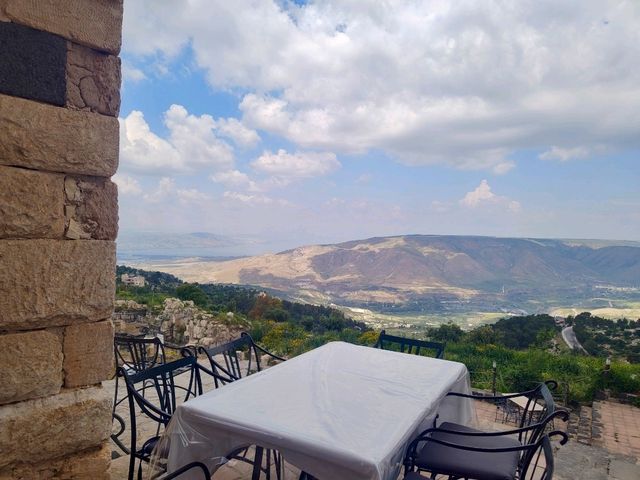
[164,341,475,480]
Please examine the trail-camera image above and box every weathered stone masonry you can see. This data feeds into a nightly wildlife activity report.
[0,1,122,478]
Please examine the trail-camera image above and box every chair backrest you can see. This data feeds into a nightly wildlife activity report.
[374,330,445,358]
[520,431,568,480]
[120,356,201,450]
[114,334,166,372]
[197,332,259,384]
[517,381,568,446]
[119,356,202,480]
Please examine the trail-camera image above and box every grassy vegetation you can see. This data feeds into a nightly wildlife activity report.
[116,266,640,405]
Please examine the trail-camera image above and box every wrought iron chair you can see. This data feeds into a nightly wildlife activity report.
[189,333,286,480]
[113,335,188,396]
[112,335,188,454]
[403,381,569,480]
[115,335,166,372]
[494,394,521,425]
[196,332,285,386]
[118,356,203,480]
[404,430,568,480]
[374,330,445,358]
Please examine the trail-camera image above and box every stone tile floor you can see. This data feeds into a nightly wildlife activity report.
[593,401,640,459]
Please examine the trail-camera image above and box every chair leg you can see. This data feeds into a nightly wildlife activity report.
[252,446,264,480]
[265,448,271,480]
[272,450,282,480]
[128,453,136,480]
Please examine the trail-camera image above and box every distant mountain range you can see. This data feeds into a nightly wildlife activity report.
[116,231,258,258]
[128,235,640,313]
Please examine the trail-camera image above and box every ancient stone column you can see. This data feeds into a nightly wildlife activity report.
[0,1,122,477]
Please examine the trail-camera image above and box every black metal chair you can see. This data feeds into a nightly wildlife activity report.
[112,335,188,454]
[115,334,166,372]
[404,431,568,480]
[403,381,569,480]
[374,330,445,359]
[188,333,286,480]
[196,332,285,386]
[119,356,203,480]
[494,395,520,425]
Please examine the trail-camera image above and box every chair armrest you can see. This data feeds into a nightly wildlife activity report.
[241,332,287,362]
[110,413,130,455]
[404,430,569,472]
[180,345,198,357]
[128,385,173,424]
[411,409,569,447]
[413,424,539,440]
[195,363,234,386]
[253,342,286,362]
[447,388,539,401]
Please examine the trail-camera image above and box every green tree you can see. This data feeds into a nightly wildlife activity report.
[467,325,504,345]
[427,323,464,343]
[175,284,210,309]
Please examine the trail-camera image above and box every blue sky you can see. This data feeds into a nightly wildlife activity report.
[116,1,640,254]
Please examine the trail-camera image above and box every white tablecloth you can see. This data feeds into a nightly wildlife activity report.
[163,341,475,480]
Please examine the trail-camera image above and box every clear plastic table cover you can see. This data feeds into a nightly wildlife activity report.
[150,341,475,480]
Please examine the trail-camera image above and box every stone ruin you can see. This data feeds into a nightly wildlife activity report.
[158,298,247,347]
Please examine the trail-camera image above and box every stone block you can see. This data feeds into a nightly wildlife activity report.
[0,94,119,176]
[64,320,114,388]
[0,386,112,468]
[0,330,63,405]
[0,443,110,480]
[64,176,118,240]
[0,166,65,239]
[0,239,115,331]
[0,0,123,54]
[0,21,67,106]
[67,42,121,117]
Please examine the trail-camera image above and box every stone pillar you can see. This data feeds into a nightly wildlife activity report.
[0,1,122,478]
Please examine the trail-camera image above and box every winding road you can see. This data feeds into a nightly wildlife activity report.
[562,326,589,354]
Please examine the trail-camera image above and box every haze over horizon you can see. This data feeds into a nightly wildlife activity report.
[116,1,640,251]
[116,231,640,259]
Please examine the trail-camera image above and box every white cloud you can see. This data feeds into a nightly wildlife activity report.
[112,173,142,195]
[176,188,211,204]
[460,180,521,212]
[539,146,591,162]
[251,149,340,184]
[163,105,235,171]
[211,170,258,190]
[122,62,147,83]
[223,191,290,207]
[123,0,640,173]
[119,105,236,175]
[214,118,260,148]
[143,177,175,203]
[141,177,210,205]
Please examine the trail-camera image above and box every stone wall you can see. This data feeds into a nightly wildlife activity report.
[0,1,122,478]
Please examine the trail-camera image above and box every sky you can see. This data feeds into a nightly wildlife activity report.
[116,0,640,254]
